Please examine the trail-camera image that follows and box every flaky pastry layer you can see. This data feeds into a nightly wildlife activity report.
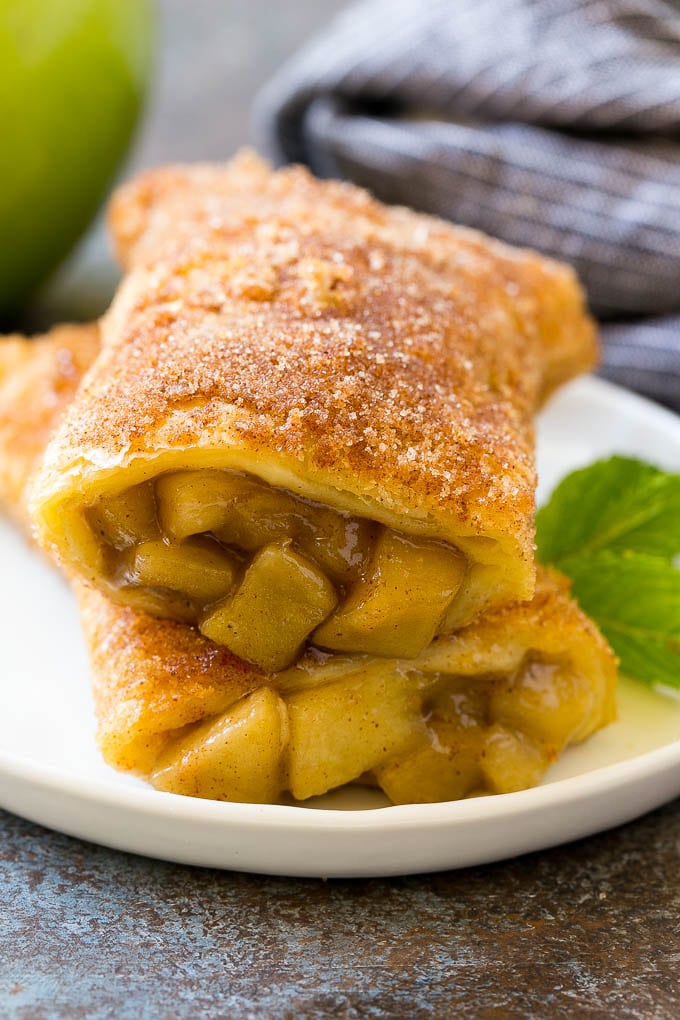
[31,151,598,637]
[1,324,616,805]
[0,323,100,528]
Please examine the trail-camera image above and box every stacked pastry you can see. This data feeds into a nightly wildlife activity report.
[1,152,617,804]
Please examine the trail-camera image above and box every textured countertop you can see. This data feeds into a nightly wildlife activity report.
[3,803,679,1018]
[3,2,680,1017]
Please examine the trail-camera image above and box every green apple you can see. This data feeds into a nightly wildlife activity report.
[0,0,154,318]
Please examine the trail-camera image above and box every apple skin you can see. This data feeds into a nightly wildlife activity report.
[0,0,154,318]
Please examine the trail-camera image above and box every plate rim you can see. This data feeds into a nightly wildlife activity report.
[1,733,680,833]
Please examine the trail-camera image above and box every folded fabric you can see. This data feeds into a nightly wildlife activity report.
[255,0,680,408]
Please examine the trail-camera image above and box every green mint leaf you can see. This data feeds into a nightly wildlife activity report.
[559,551,680,688]
[536,456,680,564]
[536,456,680,688]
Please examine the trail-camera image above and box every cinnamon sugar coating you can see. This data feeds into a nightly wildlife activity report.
[0,324,100,528]
[0,324,262,772]
[33,152,597,593]
[76,582,263,773]
[0,323,616,793]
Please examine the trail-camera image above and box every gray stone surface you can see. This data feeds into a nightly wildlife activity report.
[2,803,679,1018]
[5,1,680,1016]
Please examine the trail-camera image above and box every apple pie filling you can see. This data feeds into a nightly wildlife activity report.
[88,469,468,670]
[149,653,595,804]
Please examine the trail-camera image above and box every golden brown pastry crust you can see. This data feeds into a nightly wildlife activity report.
[0,324,263,772]
[0,324,100,528]
[75,581,263,773]
[0,322,616,800]
[418,565,617,739]
[32,151,597,620]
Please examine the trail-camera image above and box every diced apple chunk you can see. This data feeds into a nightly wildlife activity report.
[199,543,337,672]
[376,693,486,803]
[129,538,238,602]
[489,657,596,749]
[214,482,300,551]
[313,529,466,658]
[480,724,549,794]
[285,661,424,799]
[375,737,482,804]
[157,468,372,583]
[91,483,158,549]
[150,687,288,802]
[157,469,249,540]
[295,512,373,583]
[426,683,488,728]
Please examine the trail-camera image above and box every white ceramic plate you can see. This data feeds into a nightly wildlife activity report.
[2,375,680,878]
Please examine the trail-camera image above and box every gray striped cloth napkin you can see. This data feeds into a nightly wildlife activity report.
[254,0,680,409]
